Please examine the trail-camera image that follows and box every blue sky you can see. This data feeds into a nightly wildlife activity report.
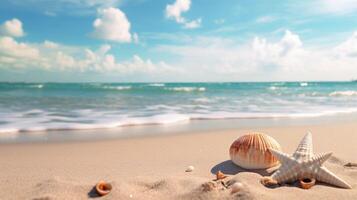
[0,0,357,82]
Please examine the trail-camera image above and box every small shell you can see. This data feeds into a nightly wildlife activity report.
[260,176,278,187]
[299,178,316,189]
[230,182,244,194]
[95,181,112,196]
[185,165,195,172]
[229,132,281,169]
[216,170,227,180]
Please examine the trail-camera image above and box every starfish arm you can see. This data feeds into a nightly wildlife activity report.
[269,149,299,183]
[309,152,333,166]
[293,132,313,160]
[269,148,294,164]
[316,166,352,189]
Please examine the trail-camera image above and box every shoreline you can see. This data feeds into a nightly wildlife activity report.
[0,121,356,199]
[2,112,357,144]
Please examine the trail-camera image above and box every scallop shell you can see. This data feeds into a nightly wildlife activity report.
[229,132,281,169]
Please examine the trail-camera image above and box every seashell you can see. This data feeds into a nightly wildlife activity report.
[299,178,316,189]
[215,170,227,180]
[260,176,278,187]
[230,182,244,194]
[185,165,194,172]
[229,132,282,169]
[95,181,112,196]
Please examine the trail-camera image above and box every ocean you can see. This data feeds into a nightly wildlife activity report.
[0,82,357,135]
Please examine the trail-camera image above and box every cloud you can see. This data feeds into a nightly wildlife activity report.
[0,35,178,78]
[183,18,202,29]
[155,30,357,81]
[292,0,357,15]
[256,16,275,23]
[334,31,357,57]
[165,0,201,29]
[317,0,357,14]
[43,40,59,48]
[0,18,25,38]
[213,19,225,25]
[91,7,133,43]
[133,33,139,44]
[44,11,57,17]
[8,0,123,15]
[0,36,40,68]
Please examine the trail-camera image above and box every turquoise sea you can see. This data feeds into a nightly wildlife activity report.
[1,82,357,135]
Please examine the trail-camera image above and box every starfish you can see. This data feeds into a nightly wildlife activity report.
[261,132,352,189]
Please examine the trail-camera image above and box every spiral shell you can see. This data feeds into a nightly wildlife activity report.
[229,132,281,169]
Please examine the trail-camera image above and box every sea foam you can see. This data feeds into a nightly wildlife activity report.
[166,87,206,92]
[329,91,357,96]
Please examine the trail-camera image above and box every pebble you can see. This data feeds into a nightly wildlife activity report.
[185,165,195,172]
[231,182,244,194]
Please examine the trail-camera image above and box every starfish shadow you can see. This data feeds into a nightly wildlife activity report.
[210,160,271,176]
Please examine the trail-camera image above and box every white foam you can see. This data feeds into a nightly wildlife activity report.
[103,86,132,90]
[269,86,277,90]
[29,84,43,89]
[148,83,165,87]
[329,91,357,96]
[0,112,191,134]
[300,82,308,87]
[193,98,213,103]
[166,87,206,92]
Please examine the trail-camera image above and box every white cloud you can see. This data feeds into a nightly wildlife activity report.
[256,16,275,23]
[92,7,133,43]
[155,30,357,81]
[317,0,357,14]
[0,35,178,78]
[44,11,57,17]
[0,18,25,38]
[0,36,40,68]
[9,0,123,15]
[165,0,201,29]
[213,19,225,25]
[43,40,59,49]
[133,33,139,44]
[334,31,357,57]
[183,18,201,29]
[294,0,357,15]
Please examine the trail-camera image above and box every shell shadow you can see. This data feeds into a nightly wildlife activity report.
[88,186,101,198]
[210,160,271,177]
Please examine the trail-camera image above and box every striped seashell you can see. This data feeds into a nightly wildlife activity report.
[229,132,282,169]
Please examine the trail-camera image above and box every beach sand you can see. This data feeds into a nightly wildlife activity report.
[0,121,356,199]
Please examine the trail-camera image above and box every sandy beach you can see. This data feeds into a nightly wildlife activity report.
[0,121,356,199]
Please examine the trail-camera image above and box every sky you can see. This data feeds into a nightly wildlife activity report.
[0,0,357,82]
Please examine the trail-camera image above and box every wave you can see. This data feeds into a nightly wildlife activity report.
[148,83,165,87]
[2,108,357,134]
[193,98,213,103]
[165,87,206,92]
[29,84,44,89]
[0,113,190,134]
[269,86,277,90]
[329,91,357,96]
[102,86,132,90]
[300,82,308,87]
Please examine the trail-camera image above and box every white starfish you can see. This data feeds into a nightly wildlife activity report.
[264,132,352,189]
